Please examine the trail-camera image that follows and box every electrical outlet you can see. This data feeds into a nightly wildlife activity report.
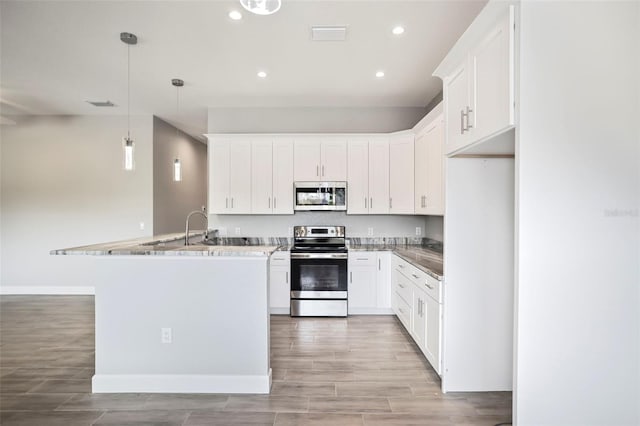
[139,222,145,231]
[235,227,241,236]
[416,227,422,236]
[161,327,172,344]
[367,227,374,236]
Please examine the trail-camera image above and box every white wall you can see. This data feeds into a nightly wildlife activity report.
[210,211,428,239]
[515,2,640,425]
[208,107,428,134]
[0,115,153,292]
[153,117,207,235]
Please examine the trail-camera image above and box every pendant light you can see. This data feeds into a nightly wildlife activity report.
[172,78,184,182]
[120,32,137,171]
[240,0,281,15]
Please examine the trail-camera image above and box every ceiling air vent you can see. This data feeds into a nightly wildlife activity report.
[86,100,115,107]
[311,26,347,41]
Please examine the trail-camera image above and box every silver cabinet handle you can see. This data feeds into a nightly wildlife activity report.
[365,197,367,209]
[460,109,465,134]
[226,198,228,209]
[285,271,288,283]
[268,197,271,209]
[398,307,404,314]
[398,283,405,289]
[378,258,381,270]
[412,273,420,279]
[370,197,373,209]
[322,165,325,177]
[231,198,234,209]
[425,283,434,290]
[274,197,277,209]
[356,258,368,261]
[389,198,393,209]
[466,106,474,129]
[350,271,353,283]
[418,299,422,316]
[398,264,405,269]
[316,165,319,177]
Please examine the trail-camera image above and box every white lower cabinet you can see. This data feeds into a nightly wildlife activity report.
[348,251,392,314]
[392,254,443,375]
[269,252,290,314]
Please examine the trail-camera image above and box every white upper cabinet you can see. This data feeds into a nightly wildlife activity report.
[251,138,294,215]
[389,134,415,214]
[294,138,347,182]
[435,4,516,156]
[251,140,273,214]
[209,139,251,214]
[415,107,445,216]
[347,138,389,215]
[272,139,294,214]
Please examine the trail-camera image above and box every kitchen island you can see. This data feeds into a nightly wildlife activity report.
[53,233,278,394]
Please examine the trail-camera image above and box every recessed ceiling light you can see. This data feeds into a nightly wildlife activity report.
[375,71,385,78]
[229,10,242,20]
[392,26,405,35]
[257,71,267,78]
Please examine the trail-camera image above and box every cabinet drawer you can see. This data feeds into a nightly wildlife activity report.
[405,264,427,286]
[394,271,413,306]
[422,274,442,303]
[394,292,411,329]
[270,252,290,266]
[348,252,377,266]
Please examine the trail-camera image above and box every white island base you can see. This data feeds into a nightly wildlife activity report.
[91,255,271,394]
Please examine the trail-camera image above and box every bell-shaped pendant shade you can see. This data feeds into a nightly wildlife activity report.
[240,0,281,15]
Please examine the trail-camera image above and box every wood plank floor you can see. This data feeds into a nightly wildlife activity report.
[0,296,511,425]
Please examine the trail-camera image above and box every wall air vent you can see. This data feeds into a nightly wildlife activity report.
[311,26,347,41]
[86,100,115,107]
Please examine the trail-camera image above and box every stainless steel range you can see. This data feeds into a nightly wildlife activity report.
[290,226,348,317]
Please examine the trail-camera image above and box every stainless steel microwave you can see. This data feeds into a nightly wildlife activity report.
[294,182,347,211]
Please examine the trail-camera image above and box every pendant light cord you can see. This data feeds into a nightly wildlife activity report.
[176,84,180,139]
[127,43,131,140]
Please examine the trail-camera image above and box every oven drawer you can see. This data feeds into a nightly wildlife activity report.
[291,299,347,317]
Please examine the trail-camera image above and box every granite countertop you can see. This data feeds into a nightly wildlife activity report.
[348,239,443,280]
[51,233,279,257]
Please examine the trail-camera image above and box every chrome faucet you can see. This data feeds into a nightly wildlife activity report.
[185,210,208,245]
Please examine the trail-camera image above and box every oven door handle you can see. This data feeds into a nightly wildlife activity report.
[290,253,348,259]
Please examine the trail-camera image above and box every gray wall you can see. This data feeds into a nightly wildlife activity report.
[210,212,428,238]
[0,115,154,291]
[515,2,639,425]
[208,107,428,134]
[153,117,207,234]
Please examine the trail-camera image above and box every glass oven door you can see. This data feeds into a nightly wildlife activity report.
[290,254,347,299]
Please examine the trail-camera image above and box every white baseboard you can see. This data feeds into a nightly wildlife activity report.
[0,286,95,295]
[92,370,272,394]
[348,307,395,315]
[270,307,290,315]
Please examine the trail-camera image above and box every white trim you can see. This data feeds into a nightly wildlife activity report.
[92,370,272,394]
[0,286,95,295]
[270,307,290,315]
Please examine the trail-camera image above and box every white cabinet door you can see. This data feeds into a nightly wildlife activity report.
[424,294,442,375]
[376,252,391,309]
[347,140,369,214]
[389,134,415,214]
[444,64,471,155]
[348,267,377,311]
[424,117,445,215]
[269,253,290,312]
[294,139,321,181]
[471,9,514,142]
[368,138,389,214]
[412,287,427,349]
[209,140,230,213]
[272,139,294,214]
[414,131,428,215]
[321,139,347,181]
[229,141,252,214]
[251,140,273,214]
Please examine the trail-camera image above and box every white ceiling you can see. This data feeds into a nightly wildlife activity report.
[0,0,486,140]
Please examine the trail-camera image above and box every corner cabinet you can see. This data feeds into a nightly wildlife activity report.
[347,137,390,215]
[415,106,445,216]
[209,139,252,214]
[388,134,415,214]
[436,4,516,155]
